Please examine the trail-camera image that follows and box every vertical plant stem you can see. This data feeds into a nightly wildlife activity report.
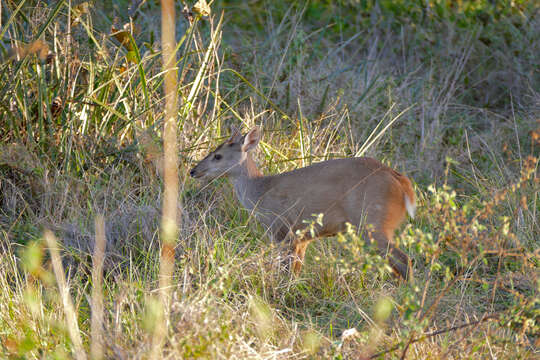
[297,98,306,167]
[44,230,87,360]
[90,215,106,360]
[150,0,179,358]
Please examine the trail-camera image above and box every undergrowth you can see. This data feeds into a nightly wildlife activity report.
[0,0,538,359]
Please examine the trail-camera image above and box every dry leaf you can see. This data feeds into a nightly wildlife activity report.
[111,24,134,51]
[111,23,140,63]
[193,0,211,17]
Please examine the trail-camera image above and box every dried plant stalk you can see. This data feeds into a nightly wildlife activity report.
[44,230,87,360]
[150,0,179,358]
[90,215,106,360]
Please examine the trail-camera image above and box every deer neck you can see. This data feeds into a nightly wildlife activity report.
[229,153,263,210]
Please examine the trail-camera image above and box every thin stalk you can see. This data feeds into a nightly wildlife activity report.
[297,98,306,167]
[150,0,179,358]
[44,230,87,360]
[355,105,413,157]
[90,216,106,360]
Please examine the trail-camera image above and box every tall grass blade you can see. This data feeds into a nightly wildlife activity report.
[44,230,87,360]
[355,105,413,157]
[223,68,290,120]
[297,98,307,167]
[183,13,223,118]
[0,0,29,42]
[90,216,106,360]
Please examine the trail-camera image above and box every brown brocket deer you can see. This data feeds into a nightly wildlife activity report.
[190,127,416,279]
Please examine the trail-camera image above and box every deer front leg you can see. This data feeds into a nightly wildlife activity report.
[291,239,313,275]
[267,222,294,271]
[268,219,315,275]
[268,222,310,275]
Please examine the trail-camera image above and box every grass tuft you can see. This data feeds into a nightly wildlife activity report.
[0,0,538,358]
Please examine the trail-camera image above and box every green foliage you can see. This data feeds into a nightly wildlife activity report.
[0,0,538,358]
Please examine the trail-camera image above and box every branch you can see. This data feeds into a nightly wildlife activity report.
[368,313,499,359]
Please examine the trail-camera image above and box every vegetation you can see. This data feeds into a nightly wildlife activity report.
[0,0,538,358]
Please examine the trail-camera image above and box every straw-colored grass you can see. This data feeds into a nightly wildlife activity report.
[0,1,538,358]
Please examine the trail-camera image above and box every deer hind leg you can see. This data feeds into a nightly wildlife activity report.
[364,189,412,280]
[369,230,410,280]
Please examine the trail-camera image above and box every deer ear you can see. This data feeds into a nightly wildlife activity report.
[227,126,243,144]
[241,126,261,152]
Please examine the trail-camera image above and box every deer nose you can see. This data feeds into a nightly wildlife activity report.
[190,169,196,177]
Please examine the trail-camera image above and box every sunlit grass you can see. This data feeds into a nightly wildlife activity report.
[0,0,538,358]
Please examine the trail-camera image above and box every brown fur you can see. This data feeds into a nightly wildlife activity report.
[190,127,416,279]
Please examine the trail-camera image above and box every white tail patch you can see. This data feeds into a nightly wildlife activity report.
[404,194,416,218]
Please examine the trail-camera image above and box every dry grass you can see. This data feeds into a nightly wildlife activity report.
[0,0,538,359]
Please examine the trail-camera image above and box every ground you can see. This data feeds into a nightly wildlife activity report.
[0,1,538,358]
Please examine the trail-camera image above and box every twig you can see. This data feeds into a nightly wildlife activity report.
[368,313,499,359]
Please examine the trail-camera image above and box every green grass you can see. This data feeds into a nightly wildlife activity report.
[0,0,538,358]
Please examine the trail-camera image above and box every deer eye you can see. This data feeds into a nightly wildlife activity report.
[213,154,222,161]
